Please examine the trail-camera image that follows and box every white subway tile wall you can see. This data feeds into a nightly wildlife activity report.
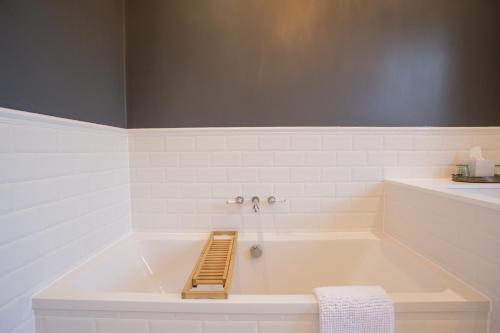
[128,128,500,232]
[0,109,131,333]
[2,106,500,333]
[385,183,500,333]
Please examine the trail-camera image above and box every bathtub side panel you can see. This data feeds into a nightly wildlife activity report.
[35,311,488,333]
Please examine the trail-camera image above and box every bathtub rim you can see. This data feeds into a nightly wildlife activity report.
[33,290,489,315]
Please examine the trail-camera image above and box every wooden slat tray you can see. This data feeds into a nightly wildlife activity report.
[182,231,237,299]
[452,175,500,183]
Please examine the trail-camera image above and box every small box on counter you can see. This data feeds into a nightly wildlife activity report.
[468,159,495,177]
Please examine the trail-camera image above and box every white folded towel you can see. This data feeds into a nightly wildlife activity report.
[314,286,394,333]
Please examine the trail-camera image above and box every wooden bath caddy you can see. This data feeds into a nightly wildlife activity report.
[182,231,237,299]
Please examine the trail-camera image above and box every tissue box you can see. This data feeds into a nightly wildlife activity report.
[468,160,495,177]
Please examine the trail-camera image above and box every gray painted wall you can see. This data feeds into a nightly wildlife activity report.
[0,0,126,127]
[2,1,499,128]
[126,0,500,128]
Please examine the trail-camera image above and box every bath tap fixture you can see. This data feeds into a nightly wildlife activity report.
[267,196,286,204]
[226,196,244,204]
[250,244,263,258]
[251,196,260,213]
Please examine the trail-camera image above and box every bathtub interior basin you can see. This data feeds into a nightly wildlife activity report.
[52,233,447,295]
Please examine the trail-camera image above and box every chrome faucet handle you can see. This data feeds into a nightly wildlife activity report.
[226,196,244,204]
[267,196,286,204]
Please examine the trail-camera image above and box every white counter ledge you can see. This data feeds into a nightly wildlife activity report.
[386,178,500,211]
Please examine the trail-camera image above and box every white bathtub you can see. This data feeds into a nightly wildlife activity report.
[33,231,488,333]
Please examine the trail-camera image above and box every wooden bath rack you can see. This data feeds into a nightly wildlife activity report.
[182,231,237,299]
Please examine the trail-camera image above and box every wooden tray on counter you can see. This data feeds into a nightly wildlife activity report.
[452,175,500,183]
